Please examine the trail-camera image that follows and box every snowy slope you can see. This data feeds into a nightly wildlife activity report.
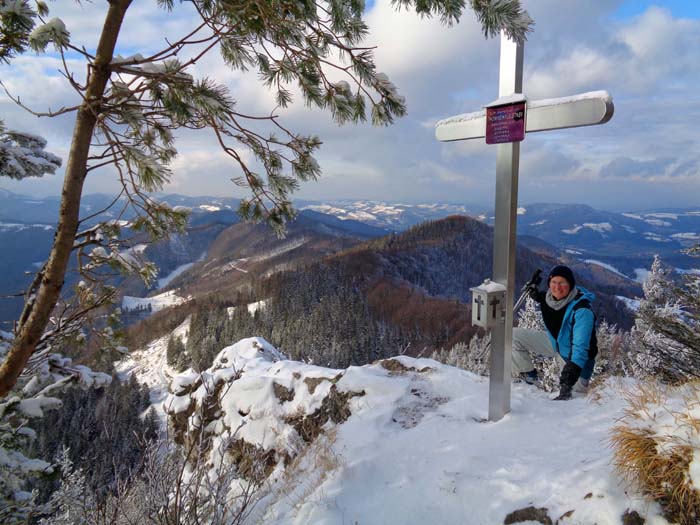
[116,317,191,409]
[121,289,188,312]
[163,337,671,525]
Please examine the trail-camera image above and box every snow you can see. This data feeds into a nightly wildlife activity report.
[0,222,53,232]
[584,222,613,233]
[562,223,612,236]
[302,204,349,216]
[562,226,583,234]
[531,219,547,225]
[643,233,670,243]
[437,91,611,127]
[128,243,147,254]
[18,395,62,418]
[528,90,612,109]
[121,289,187,312]
[645,219,672,227]
[157,262,194,289]
[565,249,582,255]
[163,338,674,525]
[672,232,700,241]
[584,259,629,278]
[634,268,650,283]
[116,316,191,412]
[252,237,309,262]
[616,295,641,311]
[111,53,145,64]
[347,210,379,221]
[676,267,700,276]
[473,279,506,293]
[226,300,267,318]
[690,453,700,491]
[646,213,678,220]
[247,300,266,315]
[484,93,527,107]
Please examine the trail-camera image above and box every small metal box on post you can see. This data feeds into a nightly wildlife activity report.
[470,279,507,328]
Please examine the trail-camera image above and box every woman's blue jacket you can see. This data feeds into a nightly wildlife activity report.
[545,287,596,380]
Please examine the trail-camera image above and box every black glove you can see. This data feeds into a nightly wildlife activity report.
[559,361,582,388]
[554,362,582,401]
[526,284,540,300]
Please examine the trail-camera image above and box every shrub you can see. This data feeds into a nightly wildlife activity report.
[610,381,700,525]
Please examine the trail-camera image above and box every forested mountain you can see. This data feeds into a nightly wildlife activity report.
[133,215,640,374]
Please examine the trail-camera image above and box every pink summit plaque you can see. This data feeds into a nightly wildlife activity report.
[485,102,526,145]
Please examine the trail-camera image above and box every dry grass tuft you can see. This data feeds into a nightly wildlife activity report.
[610,380,700,525]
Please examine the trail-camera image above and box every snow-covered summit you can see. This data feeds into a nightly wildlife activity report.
[163,337,668,525]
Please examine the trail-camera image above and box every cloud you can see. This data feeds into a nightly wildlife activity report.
[520,145,583,180]
[2,2,700,212]
[599,156,700,182]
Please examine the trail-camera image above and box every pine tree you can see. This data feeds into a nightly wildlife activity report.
[0,120,62,179]
[0,0,533,398]
[632,253,700,380]
[517,297,545,330]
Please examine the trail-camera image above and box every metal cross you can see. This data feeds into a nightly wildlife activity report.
[435,32,613,422]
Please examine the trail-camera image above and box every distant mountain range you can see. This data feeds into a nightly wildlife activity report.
[294,199,700,269]
[0,189,696,329]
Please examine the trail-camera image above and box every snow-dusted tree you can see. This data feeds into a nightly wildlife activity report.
[0,0,534,397]
[592,318,638,379]
[431,333,490,376]
[517,296,545,331]
[0,119,62,179]
[0,339,111,523]
[632,253,700,381]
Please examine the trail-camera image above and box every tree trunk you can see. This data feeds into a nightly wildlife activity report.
[0,0,133,396]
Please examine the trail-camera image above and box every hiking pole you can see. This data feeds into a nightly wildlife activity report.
[513,268,543,313]
[473,268,543,363]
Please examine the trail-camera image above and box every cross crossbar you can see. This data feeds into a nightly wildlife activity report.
[435,91,614,143]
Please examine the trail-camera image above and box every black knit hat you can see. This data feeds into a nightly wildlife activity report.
[548,265,576,289]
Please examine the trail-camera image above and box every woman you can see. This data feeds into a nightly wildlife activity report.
[512,265,597,400]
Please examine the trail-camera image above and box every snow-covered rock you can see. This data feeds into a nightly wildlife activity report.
[162,338,670,525]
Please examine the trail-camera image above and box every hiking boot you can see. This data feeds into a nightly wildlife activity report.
[553,383,573,400]
[518,369,539,385]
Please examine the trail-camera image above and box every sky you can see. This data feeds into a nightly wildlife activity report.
[1,0,699,211]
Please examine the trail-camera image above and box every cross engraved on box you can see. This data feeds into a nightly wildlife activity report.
[474,295,485,322]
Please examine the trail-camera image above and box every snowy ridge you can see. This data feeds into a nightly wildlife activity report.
[163,337,669,525]
[0,222,53,232]
[157,262,195,289]
[251,236,309,262]
[584,259,630,279]
[121,289,189,313]
[299,200,477,230]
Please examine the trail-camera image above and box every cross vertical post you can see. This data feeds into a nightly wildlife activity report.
[489,33,523,422]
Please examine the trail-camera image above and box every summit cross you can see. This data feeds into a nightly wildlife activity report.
[435,32,614,422]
